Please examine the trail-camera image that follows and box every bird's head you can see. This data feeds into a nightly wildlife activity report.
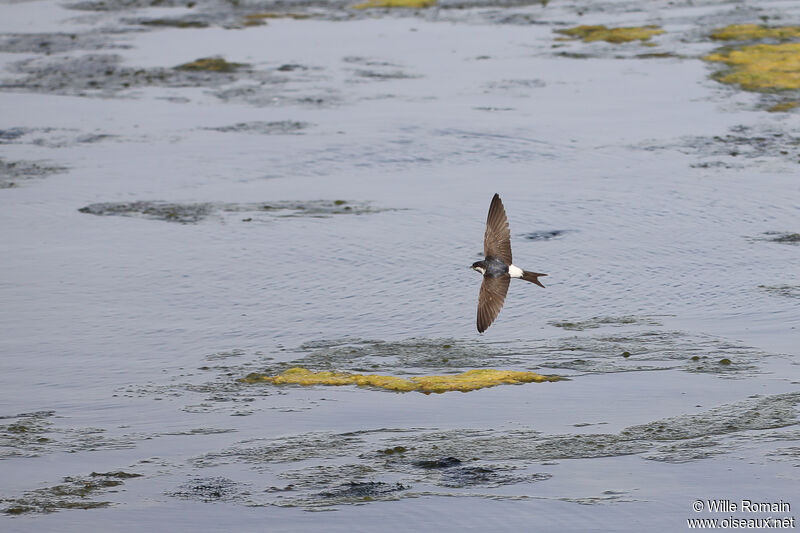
[470,261,486,275]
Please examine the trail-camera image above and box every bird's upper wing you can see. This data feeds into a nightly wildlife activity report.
[477,274,510,333]
[484,193,512,264]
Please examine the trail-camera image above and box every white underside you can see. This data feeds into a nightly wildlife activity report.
[509,264,523,278]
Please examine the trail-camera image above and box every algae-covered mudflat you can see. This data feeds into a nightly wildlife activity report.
[1,0,799,531]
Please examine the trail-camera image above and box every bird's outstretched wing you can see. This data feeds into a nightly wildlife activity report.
[477,274,510,333]
[484,193,512,264]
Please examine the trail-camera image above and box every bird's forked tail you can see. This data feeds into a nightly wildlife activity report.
[521,271,547,288]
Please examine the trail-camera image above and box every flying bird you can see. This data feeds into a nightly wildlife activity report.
[471,193,547,333]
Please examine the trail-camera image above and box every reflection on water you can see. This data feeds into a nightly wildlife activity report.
[170,392,800,510]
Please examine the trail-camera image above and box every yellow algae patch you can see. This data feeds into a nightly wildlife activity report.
[241,367,419,392]
[710,24,800,42]
[411,369,558,393]
[352,0,435,9]
[555,25,664,44]
[704,43,800,91]
[240,367,560,393]
[243,12,311,26]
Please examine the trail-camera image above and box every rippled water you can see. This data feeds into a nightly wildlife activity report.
[2,0,799,530]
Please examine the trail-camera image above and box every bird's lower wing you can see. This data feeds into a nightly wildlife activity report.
[477,275,510,333]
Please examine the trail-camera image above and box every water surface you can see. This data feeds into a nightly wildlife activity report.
[1,0,799,531]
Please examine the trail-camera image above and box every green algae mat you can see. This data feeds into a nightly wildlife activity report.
[241,367,562,394]
[555,25,664,43]
[703,24,800,95]
[705,43,800,91]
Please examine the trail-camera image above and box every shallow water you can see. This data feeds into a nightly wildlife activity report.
[1,0,799,531]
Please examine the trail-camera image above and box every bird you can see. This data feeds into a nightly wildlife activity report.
[471,193,547,333]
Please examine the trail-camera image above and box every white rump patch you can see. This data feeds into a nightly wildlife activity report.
[508,264,523,278]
